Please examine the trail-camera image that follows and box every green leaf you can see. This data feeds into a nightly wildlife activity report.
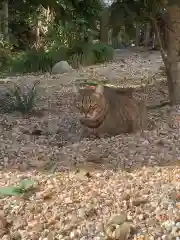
[0,186,24,197]
[0,179,36,197]
[18,179,35,190]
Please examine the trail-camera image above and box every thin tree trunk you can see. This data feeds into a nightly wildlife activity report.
[135,23,140,46]
[35,19,40,49]
[144,22,151,47]
[166,5,180,105]
[152,5,180,105]
[152,32,156,48]
[100,8,109,44]
[3,0,9,42]
[0,10,2,34]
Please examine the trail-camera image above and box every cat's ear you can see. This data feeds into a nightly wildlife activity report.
[72,85,79,94]
[95,84,104,95]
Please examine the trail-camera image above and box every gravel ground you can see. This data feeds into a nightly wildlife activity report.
[0,49,179,240]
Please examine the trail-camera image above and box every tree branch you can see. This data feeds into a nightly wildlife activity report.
[151,16,169,68]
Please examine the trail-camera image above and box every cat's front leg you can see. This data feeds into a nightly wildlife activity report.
[82,126,101,139]
[79,116,92,126]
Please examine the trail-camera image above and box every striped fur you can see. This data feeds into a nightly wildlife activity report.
[73,85,147,137]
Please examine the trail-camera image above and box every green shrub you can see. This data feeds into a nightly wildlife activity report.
[6,42,113,73]
[1,81,39,114]
[92,43,114,63]
[11,50,53,73]
[10,50,48,73]
[48,45,68,63]
[11,46,68,73]
[0,39,14,72]
[69,49,95,68]
[68,42,113,68]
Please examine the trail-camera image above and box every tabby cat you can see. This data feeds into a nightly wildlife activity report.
[73,84,147,138]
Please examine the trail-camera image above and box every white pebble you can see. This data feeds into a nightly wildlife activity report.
[176,222,180,228]
[162,220,176,231]
[70,230,79,238]
[138,214,144,220]
[142,140,149,145]
[78,208,86,218]
[80,237,88,240]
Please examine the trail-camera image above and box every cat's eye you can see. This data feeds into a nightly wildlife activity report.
[93,104,98,108]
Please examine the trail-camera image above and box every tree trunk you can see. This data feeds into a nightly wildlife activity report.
[100,8,109,44]
[3,0,9,42]
[135,23,140,46]
[152,32,156,48]
[166,5,180,105]
[0,10,2,34]
[35,19,40,49]
[153,4,180,105]
[144,22,151,47]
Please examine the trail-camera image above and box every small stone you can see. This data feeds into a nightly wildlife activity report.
[3,157,8,163]
[176,193,180,201]
[80,237,87,240]
[78,208,86,218]
[162,220,176,231]
[47,231,55,240]
[138,214,145,221]
[70,214,78,224]
[121,193,131,201]
[2,235,11,240]
[109,213,127,226]
[176,222,180,228]
[169,190,178,201]
[36,190,54,200]
[52,61,72,74]
[132,198,148,206]
[171,226,178,234]
[114,222,131,240]
[105,199,113,205]
[148,236,155,240]
[161,235,167,240]
[70,230,79,238]
[85,154,102,164]
[176,202,180,209]
[142,140,149,145]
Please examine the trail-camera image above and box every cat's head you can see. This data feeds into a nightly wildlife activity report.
[73,84,105,118]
